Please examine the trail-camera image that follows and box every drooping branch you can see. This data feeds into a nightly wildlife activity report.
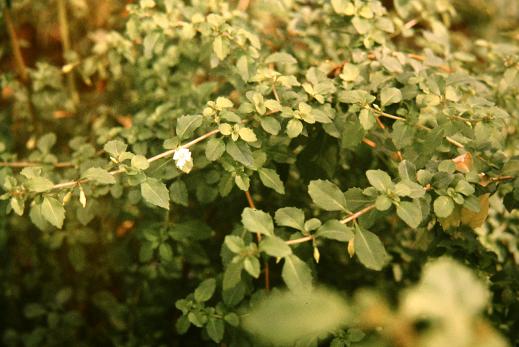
[50,129,220,191]
[285,204,377,246]
[0,161,75,168]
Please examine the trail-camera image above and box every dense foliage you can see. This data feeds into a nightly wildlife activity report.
[1,0,518,346]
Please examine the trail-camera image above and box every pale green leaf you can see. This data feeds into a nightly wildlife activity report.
[396,201,422,228]
[274,207,305,231]
[354,226,390,271]
[213,36,229,60]
[366,170,393,192]
[260,236,292,258]
[194,278,216,303]
[434,196,455,218]
[226,141,254,167]
[26,176,54,192]
[282,254,313,292]
[205,138,225,161]
[41,196,66,229]
[131,155,150,170]
[308,179,348,212]
[317,220,354,242]
[82,167,116,185]
[176,115,203,140]
[241,208,274,236]
[380,87,402,107]
[141,178,170,210]
[258,168,285,194]
[242,288,350,346]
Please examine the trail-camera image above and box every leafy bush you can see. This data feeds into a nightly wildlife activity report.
[0,0,518,346]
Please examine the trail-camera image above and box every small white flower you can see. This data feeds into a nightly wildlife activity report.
[173,147,193,173]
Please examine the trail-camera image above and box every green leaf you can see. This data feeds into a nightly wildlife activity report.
[226,140,254,167]
[286,119,303,138]
[242,288,350,346]
[394,180,425,198]
[205,137,225,161]
[206,318,225,343]
[341,120,365,149]
[236,55,249,82]
[169,180,188,207]
[224,235,245,253]
[396,201,422,228]
[402,257,489,327]
[434,196,455,218]
[241,208,274,236]
[215,96,233,109]
[131,155,150,170]
[26,176,54,192]
[213,36,229,60]
[391,121,415,149]
[194,278,216,303]
[282,254,313,292]
[176,115,203,140]
[238,127,257,142]
[141,178,170,210]
[366,170,393,192]
[375,195,392,211]
[317,220,354,242]
[103,140,127,158]
[260,117,281,135]
[344,187,373,210]
[398,160,416,181]
[274,207,305,231]
[455,180,475,196]
[24,303,46,318]
[41,196,65,229]
[159,243,173,262]
[380,87,402,107]
[265,52,297,64]
[37,133,57,153]
[308,179,348,212]
[354,226,390,271]
[260,236,292,257]
[82,167,116,185]
[331,0,355,15]
[243,256,261,278]
[223,262,243,290]
[258,168,285,194]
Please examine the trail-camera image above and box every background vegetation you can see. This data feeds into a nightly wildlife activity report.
[1,0,518,346]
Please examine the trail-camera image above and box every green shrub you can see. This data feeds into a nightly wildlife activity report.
[0,0,518,346]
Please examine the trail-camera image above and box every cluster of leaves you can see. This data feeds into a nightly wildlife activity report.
[0,0,518,346]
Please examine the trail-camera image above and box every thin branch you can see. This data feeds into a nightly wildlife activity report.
[0,161,75,168]
[285,235,314,245]
[490,175,514,182]
[3,7,28,81]
[244,190,256,209]
[284,204,377,246]
[362,138,377,148]
[57,0,79,105]
[50,129,220,191]
[340,204,376,224]
[445,136,464,148]
[368,106,406,121]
